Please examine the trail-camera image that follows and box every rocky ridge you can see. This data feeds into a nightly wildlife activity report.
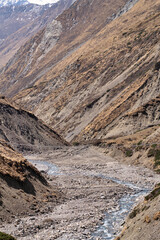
[0,0,129,92]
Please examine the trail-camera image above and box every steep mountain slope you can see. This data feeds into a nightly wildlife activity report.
[0,139,61,222]
[0,0,129,94]
[0,0,75,67]
[0,3,49,67]
[0,97,68,152]
[0,4,47,41]
[0,0,160,145]
[115,184,160,240]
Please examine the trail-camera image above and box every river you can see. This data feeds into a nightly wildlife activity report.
[1,146,159,240]
[29,153,151,240]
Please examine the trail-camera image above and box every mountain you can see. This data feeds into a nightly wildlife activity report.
[0,0,59,7]
[0,0,160,161]
[29,0,59,4]
[0,95,67,219]
[0,0,29,7]
[0,0,75,67]
[0,0,130,93]
[0,3,49,41]
[0,0,160,238]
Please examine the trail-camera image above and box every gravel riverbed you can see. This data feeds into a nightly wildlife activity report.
[0,146,160,240]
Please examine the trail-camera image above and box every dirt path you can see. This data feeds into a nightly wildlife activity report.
[0,146,160,240]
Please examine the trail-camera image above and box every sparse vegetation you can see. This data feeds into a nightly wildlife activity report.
[153,211,160,220]
[136,140,143,151]
[144,215,151,223]
[147,148,155,157]
[155,150,160,161]
[147,146,160,168]
[156,169,160,174]
[137,140,142,146]
[154,61,160,71]
[0,232,16,240]
[145,184,160,201]
[129,207,139,219]
[142,205,150,211]
[136,145,143,151]
[151,144,157,149]
[125,149,133,157]
[72,142,80,146]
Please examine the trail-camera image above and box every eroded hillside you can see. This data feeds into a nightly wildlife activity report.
[0,139,61,222]
[0,97,68,152]
[115,183,160,240]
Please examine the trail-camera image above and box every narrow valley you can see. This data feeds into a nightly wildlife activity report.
[0,0,160,239]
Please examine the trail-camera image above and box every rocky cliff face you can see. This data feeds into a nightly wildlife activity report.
[0,4,47,40]
[0,3,49,67]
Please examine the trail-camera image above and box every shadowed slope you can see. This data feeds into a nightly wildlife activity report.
[0,97,68,152]
[0,139,62,222]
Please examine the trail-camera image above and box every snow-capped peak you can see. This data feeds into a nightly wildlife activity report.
[0,0,29,7]
[0,0,59,7]
[29,0,59,5]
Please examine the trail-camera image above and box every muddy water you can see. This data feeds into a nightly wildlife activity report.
[29,159,150,240]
